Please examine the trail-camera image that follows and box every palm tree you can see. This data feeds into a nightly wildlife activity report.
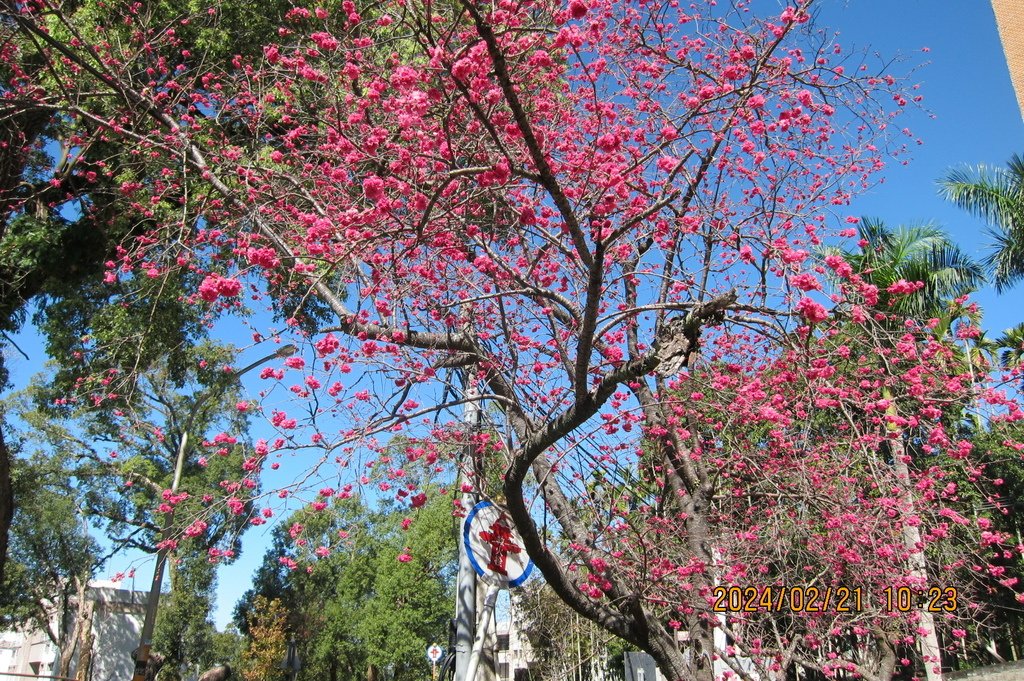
[941,154,1024,293]
[995,322,1024,369]
[831,218,984,681]
[836,217,986,318]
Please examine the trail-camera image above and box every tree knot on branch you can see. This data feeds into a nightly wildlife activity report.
[432,352,481,369]
[653,290,737,377]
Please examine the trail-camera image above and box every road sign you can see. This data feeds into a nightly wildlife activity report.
[427,644,443,664]
[464,501,533,587]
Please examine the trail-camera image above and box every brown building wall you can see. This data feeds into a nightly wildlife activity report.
[993,0,1024,118]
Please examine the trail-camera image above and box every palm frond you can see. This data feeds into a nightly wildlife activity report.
[940,166,1024,229]
[996,322,1024,368]
[1004,153,1024,181]
[839,217,983,318]
[984,225,1024,293]
[940,155,1024,292]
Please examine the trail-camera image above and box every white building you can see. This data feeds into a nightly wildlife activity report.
[494,619,533,681]
[0,581,148,681]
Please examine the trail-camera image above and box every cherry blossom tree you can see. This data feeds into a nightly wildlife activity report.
[3,0,1022,679]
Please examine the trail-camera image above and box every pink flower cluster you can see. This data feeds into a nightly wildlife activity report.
[795,297,828,324]
[198,274,242,302]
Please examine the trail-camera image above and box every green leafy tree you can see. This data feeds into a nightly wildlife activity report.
[360,495,455,681]
[0,57,202,588]
[232,525,296,638]
[234,497,378,681]
[210,625,246,671]
[10,342,255,557]
[0,0,429,589]
[0,0,336,587]
[235,491,455,681]
[6,343,260,676]
[0,453,102,678]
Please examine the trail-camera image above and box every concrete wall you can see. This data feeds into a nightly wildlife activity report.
[945,660,1024,681]
[0,582,146,681]
[74,585,145,681]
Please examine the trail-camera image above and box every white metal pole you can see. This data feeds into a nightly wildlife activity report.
[465,585,500,681]
[454,386,480,681]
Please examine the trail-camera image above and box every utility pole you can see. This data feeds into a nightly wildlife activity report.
[454,384,480,681]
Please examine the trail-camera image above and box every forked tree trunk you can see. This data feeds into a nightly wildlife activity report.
[59,579,93,680]
[647,631,700,681]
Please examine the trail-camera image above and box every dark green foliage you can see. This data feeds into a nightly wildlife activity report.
[233,528,295,638]
[0,453,100,639]
[155,557,219,678]
[210,626,245,671]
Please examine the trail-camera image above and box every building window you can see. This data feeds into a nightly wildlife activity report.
[497,634,510,651]
[636,667,645,681]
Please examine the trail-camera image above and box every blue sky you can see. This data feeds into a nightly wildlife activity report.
[5,1,1024,633]
[817,0,1024,335]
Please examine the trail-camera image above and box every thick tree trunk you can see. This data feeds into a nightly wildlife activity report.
[681,525,716,681]
[646,631,696,681]
[59,645,75,680]
[876,632,898,681]
[75,598,96,681]
[890,436,942,681]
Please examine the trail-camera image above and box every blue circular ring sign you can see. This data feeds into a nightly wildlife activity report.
[463,500,534,587]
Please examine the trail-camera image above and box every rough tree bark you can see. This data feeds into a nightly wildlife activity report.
[74,596,96,681]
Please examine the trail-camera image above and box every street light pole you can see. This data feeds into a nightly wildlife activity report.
[130,344,297,681]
